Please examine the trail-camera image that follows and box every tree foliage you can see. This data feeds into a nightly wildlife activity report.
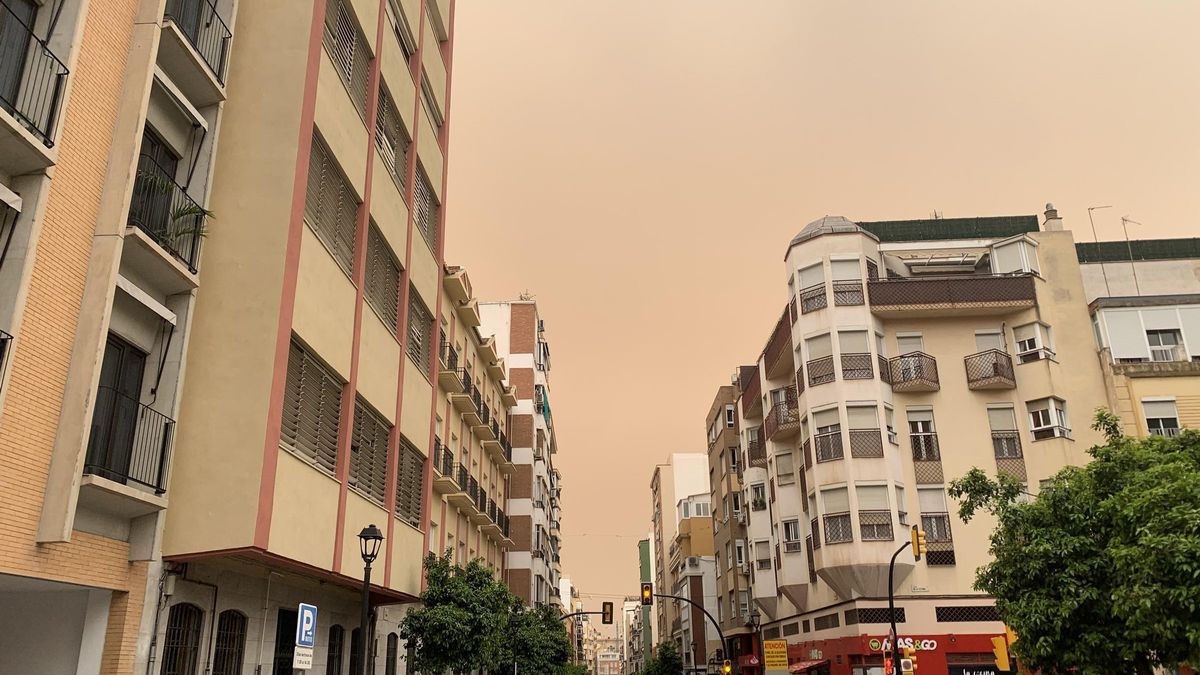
[947,410,1200,675]
[400,552,577,674]
[642,641,683,675]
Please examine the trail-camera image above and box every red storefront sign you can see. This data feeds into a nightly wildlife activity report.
[786,633,1001,675]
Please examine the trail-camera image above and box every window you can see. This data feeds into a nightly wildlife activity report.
[885,406,897,444]
[386,633,400,675]
[211,610,248,675]
[1147,329,1184,362]
[755,540,772,569]
[725,404,736,427]
[813,407,843,462]
[1014,323,1054,362]
[896,485,908,526]
[161,603,203,675]
[413,162,440,252]
[918,487,952,541]
[1144,400,1180,437]
[384,0,417,59]
[725,541,732,569]
[1028,398,1071,440]
[395,436,425,527]
[732,492,742,513]
[735,540,746,566]
[348,629,362,675]
[350,398,390,505]
[831,259,864,305]
[908,409,938,461]
[799,264,827,313]
[896,333,924,355]
[856,484,893,541]
[821,487,852,544]
[305,133,359,275]
[839,330,872,378]
[407,286,434,369]
[364,222,402,331]
[783,519,802,551]
[376,86,411,193]
[421,72,444,128]
[750,483,766,510]
[728,447,739,473]
[326,625,345,675]
[776,452,795,485]
[988,406,1022,458]
[323,0,371,120]
[738,590,750,618]
[281,339,343,473]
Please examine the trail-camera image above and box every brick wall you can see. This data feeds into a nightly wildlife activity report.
[510,303,535,355]
[509,464,533,499]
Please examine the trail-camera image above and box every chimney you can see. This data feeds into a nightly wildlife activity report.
[1043,202,1063,231]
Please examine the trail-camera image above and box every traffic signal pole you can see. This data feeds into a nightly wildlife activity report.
[653,592,729,670]
[888,539,912,674]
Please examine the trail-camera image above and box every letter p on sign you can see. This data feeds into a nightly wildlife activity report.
[297,603,318,648]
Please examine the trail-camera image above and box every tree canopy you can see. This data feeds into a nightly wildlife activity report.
[641,641,684,675]
[948,410,1200,675]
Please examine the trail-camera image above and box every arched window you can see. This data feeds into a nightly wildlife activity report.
[212,610,247,675]
[347,628,362,675]
[326,625,345,675]
[385,633,399,675]
[160,603,203,675]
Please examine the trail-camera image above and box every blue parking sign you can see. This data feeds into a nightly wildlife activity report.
[296,603,318,648]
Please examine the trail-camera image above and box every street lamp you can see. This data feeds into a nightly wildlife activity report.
[356,524,384,675]
[747,607,762,673]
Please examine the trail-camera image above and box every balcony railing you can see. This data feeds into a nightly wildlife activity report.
[740,366,761,418]
[128,153,206,272]
[802,438,812,469]
[455,464,469,491]
[810,517,821,549]
[438,446,454,479]
[964,349,1016,389]
[814,428,843,463]
[832,280,864,306]
[439,338,459,370]
[0,329,11,394]
[888,352,940,392]
[840,353,873,380]
[922,512,955,565]
[807,355,835,387]
[0,1,68,148]
[992,431,1022,459]
[878,354,892,384]
[858,510,893,541]
[800,283,827,314]
[763,309,792,377]
[911,432,940,461]
[84,386,174,493]
[867,274,1037,311]
[164,0,232,82]
[764,394,800,441]
[822,512,853,544]
[849,428,883,458]
[746,434,766,468]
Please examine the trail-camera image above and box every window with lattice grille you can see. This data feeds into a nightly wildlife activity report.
[213,610,248,675]
[161,603,203,675]
[782,622,799,636]
[305,134,359,275]
[395,436,425,527]
[813,613,840,631]
[322,0,370,121]
[376,86,410,193]
[281,339,343,473]
[763,627,781,640]
[413,162,439,252]
[364,223,401,331]
[854,608,905,624]
[935,606,1001,622]
[350,397,390,505]
[844,609,859,625]
[407,287,434,369]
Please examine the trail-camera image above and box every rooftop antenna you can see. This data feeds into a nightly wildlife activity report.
[1087,205,1113,296]
[930,210,943,219]
[519,290,535,301]
[1121,216,1143,296]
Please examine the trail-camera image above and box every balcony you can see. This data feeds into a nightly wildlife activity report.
[487,357,505,381]
[814,428,844,463]
[501,384,518,407]
[964,349,1016,389]
[432,443,456,492]
[848,428,883,458]
[799,283,827,314]
[832,280,864,306]
[822,512,853,544]
[810,517,821,549]
[763,308,793,379]
[473,407,496,441]
[446,464,474,510]
[443,266,471,303]
[887,353,940,392]
[922,512,956,566]
[740,366,762,419]
[746,434,766,469]
[127,154,207,273]
[438,340,463,391]
[450,371,475,412]
[840,353,873,380]
[806,355,835,387]
[83,386,174,495]
[867,274,1036,317]
[764,392,801,441]
[470,489,491,525]
[457,298,481,327]
[162,0,231,94]
[0,1,68,171]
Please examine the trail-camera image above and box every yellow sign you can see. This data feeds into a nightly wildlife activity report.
[764,640,789,669]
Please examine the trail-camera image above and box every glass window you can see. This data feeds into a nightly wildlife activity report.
[1144,400,1180,436]
[776,453,795,485]
[161,603,204,675]
[783,519,801,541]
[326,625,345,675]
[212,611,247,675]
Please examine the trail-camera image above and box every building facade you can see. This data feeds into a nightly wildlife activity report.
[621,597,644,674]
[669,493,718,670]
[649,453,708,647]
[638,536,656,652]
[0,0,238,671]
[480,300,564,605]
[706,384,756,665]
[733,207,1111,675]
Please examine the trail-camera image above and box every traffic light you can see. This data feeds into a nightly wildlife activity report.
[991,636,1010,672]
[899,646,918,673]
[722,660,732,674]
[601,601,613,624]
[911,525,927,561]
[640,582,653,606]
[884,658,893,675]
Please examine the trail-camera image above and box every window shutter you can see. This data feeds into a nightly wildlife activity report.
[364,223,401,331]
[838,330,869,354]
[975,331,1004,351]
[918,487,947,512]
[831,259,860,281]
[806,333,833,360]
[413,162,439,251]
[896,334,924,354]
[856,485,889,510]
[776,453,794,477]
[846,405,878,429]
[350,398,390,505]
[821,487,849,513]
[906,409,934,424]
[304,134,359,274]
[281,339,342,473]
[799,264,824,289]
[406,287,433,369]
[986,407,1017,431]
[1142,400,1177,419]
[323,0,370,121]
[395,436,425,527]
[812,408,839,429]
[375,87,410,190]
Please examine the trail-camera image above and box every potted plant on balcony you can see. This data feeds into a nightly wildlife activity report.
[752,497,767,511]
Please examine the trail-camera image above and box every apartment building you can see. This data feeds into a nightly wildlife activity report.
[0,0,237,671]
[1077,238,1200,439]
[638,536,656,652]
[705,384,756,664]
[430,266,516,571]
[733,207,1110,675]
[480,300,565,605]
[155,0,459,673]
[621,597,645,674]
[596,646,623,675]
[649,453,708,647]
[670,493,719,670]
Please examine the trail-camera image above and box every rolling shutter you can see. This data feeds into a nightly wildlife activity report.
[821,487,849,513]
[831,259,861,281]
[799,264,824,289]
[1102,311,1150,360]
[856,485,889,510]
[806,333,833,359]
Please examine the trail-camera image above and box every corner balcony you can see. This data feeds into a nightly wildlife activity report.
[450,373,476,412]
[127,154,206,273]
[740,366,762,419]
[764,395,801,441]
[160,0,231,107]
[0,1,68,173]
[763,308,793,379]
[867,274,1036,317]
[456,297,481,328]
[501,384,518,407]
[80,386,173,517]
[746,434,766,469]
[438,340,463,391]
[446,464,474,510]
[964,349,1016,390]
[887,353,940,392]
[432,443,457,493]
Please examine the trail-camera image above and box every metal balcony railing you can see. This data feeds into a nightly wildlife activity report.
[848,428,883,458]
[164,0,232,82]
[858,510,893,541]
[0,329,11,394]
[992,430,1022,458]
[878,354,892,384]
[921,512,955,564]
[832,280,864,306]
[867,274,1037,309]
[840,353,873,380]
[800,283,827,314]
[127,153,206,272]
[467,476,480,505]
[764,394,800,441]
[802,438,812,469]
[438,447,454,480]
[807,355,835,387]
[888,352,939,391]
[806,535,817,581]
[84,386,174,493]
[746,435,765,468]
[763,310,792,375]
[814,428,843,463]
[480,402,491,425]
[822,512,853,544]
[964,349,1016,389]
[739,365,761,418]
[439,338,459,370]
[810,517,821,549]
[911,432,940,461]
[455,464,468,491]
[0,1,68,148]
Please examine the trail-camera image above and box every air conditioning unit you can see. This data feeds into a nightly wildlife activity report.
[735,510,746,525]
[738,561,750,575]
[687,556,700,568]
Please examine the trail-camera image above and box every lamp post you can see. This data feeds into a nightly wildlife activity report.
[356,524,384,675]
[747,607,762,674]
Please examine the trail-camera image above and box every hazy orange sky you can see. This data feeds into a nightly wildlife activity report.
[443,1,1200,617]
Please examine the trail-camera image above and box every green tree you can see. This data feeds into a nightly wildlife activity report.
[498,600,574,673]
[643,641,683,675]
[948,410,1200,675]
[399,552,512,674]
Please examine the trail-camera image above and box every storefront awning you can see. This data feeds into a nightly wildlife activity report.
[789,659,830,673]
